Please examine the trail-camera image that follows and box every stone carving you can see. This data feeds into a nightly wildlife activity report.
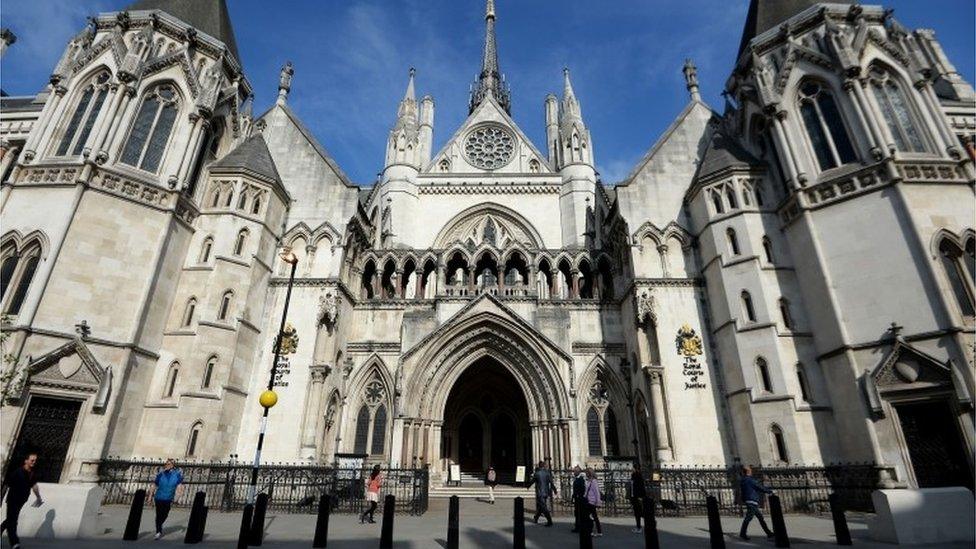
[405,271,417,299]
[635,288,655,325]
[676,323,703,357]
[318,292,340,331]
[278,322,299,355]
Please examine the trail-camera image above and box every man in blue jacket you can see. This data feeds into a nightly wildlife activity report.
[739,466,774,540]
[151,459,184,540]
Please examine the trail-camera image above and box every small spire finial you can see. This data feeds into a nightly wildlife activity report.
[562,67,576,98]
[277,61,294,106]
[683,58,701,102]
[486,0,495,20]
[404,67,416,101]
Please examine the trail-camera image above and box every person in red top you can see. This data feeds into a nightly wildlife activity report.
[360,465,383,524]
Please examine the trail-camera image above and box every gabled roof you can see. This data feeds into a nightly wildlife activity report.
[209,133,280,182]
[127,0,240,61]
[618,100,715,186]
[695,129,761,181]
[257,103,356,188]
[737,0,854,57]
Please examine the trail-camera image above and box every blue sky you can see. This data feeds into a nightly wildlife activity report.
[2,0,974,184]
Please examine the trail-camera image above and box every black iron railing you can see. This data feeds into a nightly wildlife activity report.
[545,463,881,517]
[98,458,428,515]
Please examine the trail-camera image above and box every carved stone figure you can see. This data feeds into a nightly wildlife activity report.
[405,270,417,299]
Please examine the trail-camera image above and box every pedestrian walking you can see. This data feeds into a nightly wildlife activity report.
[630,462,647,533]
[525,460,557,526]
[569,465,586,533]
[485,465,497,504]
[738,466,775,540]
[1,453,43,549]
[150,458,183,540]
[360,465,383,524]
[584,467,603,537]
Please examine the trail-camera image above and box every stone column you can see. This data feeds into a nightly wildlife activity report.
[431,422,443,472]
[436,262,446,298]
[83,83,121,160]
[843,79,883,160]
[468,266,476,295]
[769,112,801,185]
[23,83,68,162]
[414,270,423,299]
[101,85,136,163]
[916,80,959,157]
[571,270,580,299]
[301,365,329,449]
[176,113,206,185]
[644,366,672,461]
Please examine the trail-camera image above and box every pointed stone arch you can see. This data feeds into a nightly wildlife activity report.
[433,202,544,250]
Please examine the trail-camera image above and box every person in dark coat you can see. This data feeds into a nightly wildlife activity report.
[570,465,586,533]
[525,460,557,526]
[630,462,647,533]
[739,466,775,540]
[1,453,44,549]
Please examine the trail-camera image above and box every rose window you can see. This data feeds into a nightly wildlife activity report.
[364,379,385,406]
[464,125,515,170]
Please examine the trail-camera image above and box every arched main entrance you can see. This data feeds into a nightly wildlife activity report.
[442,357,531,483]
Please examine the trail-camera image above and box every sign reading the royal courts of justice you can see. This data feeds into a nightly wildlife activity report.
[676,324,706,390]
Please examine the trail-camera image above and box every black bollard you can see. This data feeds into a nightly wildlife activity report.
[122,489,146,541]
[643,497,660,549]
[248,493,269,546]
[312,494,331,548]
[379,494,395,549]
[513,497,525,549]
[184,491,207,544]
[237,504,253,549]
[769,494,790,548]
[828,493,852,546]
[706,495,725,549]
[447,495,460,549]
[578,506,593,549]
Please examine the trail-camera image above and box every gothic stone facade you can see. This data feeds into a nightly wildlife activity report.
[0,0,974,489]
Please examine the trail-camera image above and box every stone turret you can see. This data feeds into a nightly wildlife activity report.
[556,68,596,248]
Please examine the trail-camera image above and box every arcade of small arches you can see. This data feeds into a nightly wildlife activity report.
[356,250,616,302]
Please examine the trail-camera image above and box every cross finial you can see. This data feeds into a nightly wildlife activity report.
[888,321,903,337]
[75,320,91,339]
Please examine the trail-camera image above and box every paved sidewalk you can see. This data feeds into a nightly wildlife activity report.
[5,498,969,548]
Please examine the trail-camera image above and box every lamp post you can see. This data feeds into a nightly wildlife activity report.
[248,248,299,503]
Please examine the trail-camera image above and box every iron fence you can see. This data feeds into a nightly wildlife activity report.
[545,463,881,517]
[98,458,428,515]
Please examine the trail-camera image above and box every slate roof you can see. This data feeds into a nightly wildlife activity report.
[209,133,280,182]
[127,0,239,61]
[737,0,854,57]
[696,130,760,180]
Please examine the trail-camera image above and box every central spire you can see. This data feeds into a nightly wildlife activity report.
[469,0,511,114]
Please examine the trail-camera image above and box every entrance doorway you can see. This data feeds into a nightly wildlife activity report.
[442,358,530,483]
[7,396,82,483]
[896,400,973,489]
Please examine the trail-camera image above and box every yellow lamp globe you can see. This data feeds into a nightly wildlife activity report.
[259,390,278,408]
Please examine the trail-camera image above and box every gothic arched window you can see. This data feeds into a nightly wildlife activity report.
[711,190,725,214]
[353,405,370,454]
[796,363,811,403]
[770,424,789,463]
[218,291,233,321]
[202,356,217,389]
[741,290,757,323]
[964,237,975,284]
[868,67,926,152]
[182,298,197,327]
[371,405,387,455]
[726,228,740,256]
[237,191,248,211]
[186,421,203,457]
[779,298,794,330]
[756,357,773,392]
[2,240,41,315]
[762,237,775,264]
[604,407,620,456]
[234,229,248,257]
[120,83,181,173]
[798,81,857,171]
[251,195,262,215]
[586,407,601,456]
[725,185,738,210]
[165,362,180,398]
[939,238,975,316]
[57,71,110,157]
[199,237,214,263]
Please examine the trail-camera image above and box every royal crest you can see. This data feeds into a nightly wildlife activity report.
[278,322,299,355]
[676,323,703,357]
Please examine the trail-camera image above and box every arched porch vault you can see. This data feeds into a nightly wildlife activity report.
[394,294,576,472]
